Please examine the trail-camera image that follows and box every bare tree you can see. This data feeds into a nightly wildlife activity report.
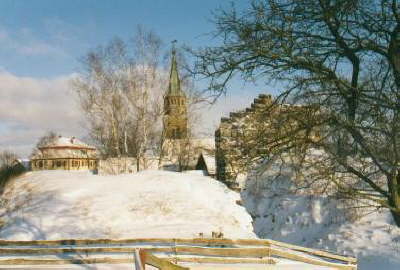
[72,26,166,169]
[129,27,165,170]
[0,150,21,194]
[0,151,18,169]
[193,0,400,226]
[35,131,58,149]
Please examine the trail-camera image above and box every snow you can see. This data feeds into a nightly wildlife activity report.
[43,136,94,149]
[0,170,255,240]
[242,166,400,270]
[2,158,394,269]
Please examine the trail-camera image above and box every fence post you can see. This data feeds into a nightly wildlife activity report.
[134,249,145,270]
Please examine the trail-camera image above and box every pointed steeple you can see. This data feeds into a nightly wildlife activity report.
[163,41,188,140]
[167,41,185,97]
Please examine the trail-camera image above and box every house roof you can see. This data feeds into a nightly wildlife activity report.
[39,136,96,150]
[31,136,97,160]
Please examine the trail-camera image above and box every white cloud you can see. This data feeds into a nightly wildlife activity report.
[0,71,85,157]
[0,69,270,157]
[0,25,68,57]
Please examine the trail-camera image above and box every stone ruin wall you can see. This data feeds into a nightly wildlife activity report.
[215,93,321,190]
[215,94,274,189]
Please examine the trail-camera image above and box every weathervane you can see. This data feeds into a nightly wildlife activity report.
[172,40,177,54]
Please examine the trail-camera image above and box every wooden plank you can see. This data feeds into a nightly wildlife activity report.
[0,238,270,248]
[134,249,145,270]
[173,246,271,258]
[0,247,352,269]
[265,239,357,264]
[0,247,136,254]
[0,237,356,265]
[0,246,175,254]
[0,257,135,265]
[143,251,189,270]
[0,246,267,255]
[269,247,357,270]
[172,246,354,269]
[167,257,277,265]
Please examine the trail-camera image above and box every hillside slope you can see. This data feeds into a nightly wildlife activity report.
[242,164,400,270]
[0,170,255,240]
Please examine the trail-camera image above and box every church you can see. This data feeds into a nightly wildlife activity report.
[161,45,215,173]
[163,46,188,140]
[29,45,215,174]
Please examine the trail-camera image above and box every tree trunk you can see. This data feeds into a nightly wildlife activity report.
[388,172,400,227]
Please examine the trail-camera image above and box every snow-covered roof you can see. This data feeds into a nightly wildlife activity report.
[39,136,96,150]
[198,152,216,175]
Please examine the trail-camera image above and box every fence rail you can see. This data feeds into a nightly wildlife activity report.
[0,237,357,270]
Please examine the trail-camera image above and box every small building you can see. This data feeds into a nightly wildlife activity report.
[30,136,97,171]
[195,152,216,177]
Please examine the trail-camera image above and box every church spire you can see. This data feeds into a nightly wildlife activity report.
[163,40,188,140]
[167,41,185,97]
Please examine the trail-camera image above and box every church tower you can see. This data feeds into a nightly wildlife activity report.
[163,43,188,139]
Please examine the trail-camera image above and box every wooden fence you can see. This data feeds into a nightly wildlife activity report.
[0,238,357,269]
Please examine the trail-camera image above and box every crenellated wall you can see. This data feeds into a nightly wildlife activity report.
[215,94,274,188]
[215,94,319,190]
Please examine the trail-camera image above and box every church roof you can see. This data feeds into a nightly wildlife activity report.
[166,46,185,97]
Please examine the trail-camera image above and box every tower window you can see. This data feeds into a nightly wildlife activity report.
[172,128,181,139]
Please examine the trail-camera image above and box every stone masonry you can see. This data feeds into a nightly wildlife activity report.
[215,94,319,189]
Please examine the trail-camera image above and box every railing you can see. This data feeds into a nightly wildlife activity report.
[0,238,357,269]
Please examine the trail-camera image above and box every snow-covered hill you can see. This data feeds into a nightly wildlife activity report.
[242,168,400,270]
[0,170,255,240]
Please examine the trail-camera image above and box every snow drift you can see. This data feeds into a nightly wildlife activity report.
[0,170,256,240]
[242,159,400,270]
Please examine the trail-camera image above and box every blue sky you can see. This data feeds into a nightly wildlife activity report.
[0,0,273,156]
[0,0,248,77]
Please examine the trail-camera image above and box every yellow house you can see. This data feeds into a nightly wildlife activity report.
[30,136,97,171]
